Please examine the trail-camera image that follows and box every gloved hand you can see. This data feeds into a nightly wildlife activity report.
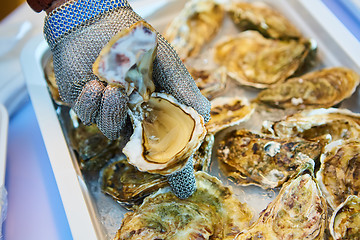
[27,0,211,199]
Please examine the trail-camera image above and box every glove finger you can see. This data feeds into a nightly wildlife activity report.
[73,80,105,125]
[167,156,196,199]
[152,35,211,123]
[96,85,129,140]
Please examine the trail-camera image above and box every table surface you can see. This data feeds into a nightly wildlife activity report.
[3,1,360,239]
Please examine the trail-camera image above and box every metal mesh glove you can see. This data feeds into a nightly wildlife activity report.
[43,0,210,198]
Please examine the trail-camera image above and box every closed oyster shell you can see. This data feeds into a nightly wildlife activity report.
[213,30,315,88]
[68,112,123,171]
[329,195,360,240]
[193,133,214,172]
[262,108,360,143]
[188,66,228,100]
[235,168,327,239]
[216,129,322,189]
[255,67,360,109]
[316,139,360,210]
[44,56,68,106]
[114,172,253,240]
[100,155,168,209]
[163,0,225,60]
[206,97,254,134]
[227,2,302,39]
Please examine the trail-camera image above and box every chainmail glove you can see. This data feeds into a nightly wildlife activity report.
[43,0,210,199]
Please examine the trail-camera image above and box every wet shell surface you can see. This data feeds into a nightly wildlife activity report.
[100,155,168,209]
[235,168,327,240]
[114,172,253,240]
[193,133,215,172]
[329,195,360,240]
[213,30,315,88]
[163,0,225,60]
[227,1,302,39]
[206,96,254,134]
[262,108,360,143]
[188,66,228,100]
[216,129,322,189]
[93,21,207,175]
[316,139,360,210]
[255,67,360,109]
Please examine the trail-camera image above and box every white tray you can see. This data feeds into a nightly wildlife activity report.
[0,104,8,190]
[21,1,360,239]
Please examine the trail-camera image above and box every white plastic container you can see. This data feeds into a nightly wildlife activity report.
[21,1,360,239]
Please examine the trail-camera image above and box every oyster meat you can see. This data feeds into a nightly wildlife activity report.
[262,108,360,143]
[316,139,360,210]
[163,0,225,60]
[235,168,327,239]
[188,66,227,100]
[227,1,302,39]
[213,30,315,88]
[114,172,253,240]
[93,21,206,175]
[206,96,254,134]
[330,195,360,240]
[255,67,360,109]
[100,155,168,209]
[216,129,322,189]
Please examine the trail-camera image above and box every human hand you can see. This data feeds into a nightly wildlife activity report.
[28,0,211,199]
[40,0,210,140]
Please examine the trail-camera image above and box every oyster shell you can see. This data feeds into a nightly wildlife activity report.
[44,56,68,106]
[329,195,360,240]
[213,30,315,88]
[216,129,322,189]
[100,155,168,209]
[188,66,227,100]
[114,172,253,240]
[262,108,360,143]
[316,139,360,210]
[193,133,214,172]
[206,97,254,134]
[255,67,360,109]
[163,0,225,60]
[227,2,302,39]
[93,21,207,175]
[235,167,327,239]
[68,112,123,171]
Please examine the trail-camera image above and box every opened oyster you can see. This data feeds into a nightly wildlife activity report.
[188,66,227,100]
[93,21,206,175]
[213,30,315,88]
[255,67,360,109]
[100,155,168,209]
[206,97,254,134]
[227,1,302,39]
[329,195,360,240]
[317,139,360,210]
[235,167,327,239]
[217,129,322,189]
[114,172,253,240]
[163,0,224,60]
[263,108,360,143]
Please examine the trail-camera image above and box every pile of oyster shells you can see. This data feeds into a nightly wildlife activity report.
[44,0,360,239]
